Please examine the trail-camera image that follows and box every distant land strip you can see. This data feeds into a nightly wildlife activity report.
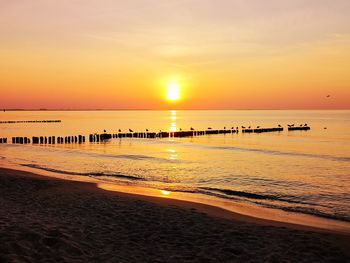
[0,120,62,124]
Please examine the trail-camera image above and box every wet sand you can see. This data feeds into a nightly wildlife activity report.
[0,167,349,262]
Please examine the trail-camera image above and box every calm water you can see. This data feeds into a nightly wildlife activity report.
[0,110,349,222]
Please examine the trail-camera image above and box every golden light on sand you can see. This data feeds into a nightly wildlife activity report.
[166,82,181,101]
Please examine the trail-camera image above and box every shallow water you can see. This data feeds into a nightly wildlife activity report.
[0,110,349,222]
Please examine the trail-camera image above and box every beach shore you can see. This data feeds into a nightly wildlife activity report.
[0,167,349,262]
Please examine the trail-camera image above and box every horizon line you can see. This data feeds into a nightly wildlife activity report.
[1,108,349,111]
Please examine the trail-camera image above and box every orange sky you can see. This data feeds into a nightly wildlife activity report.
[0,0,349,109]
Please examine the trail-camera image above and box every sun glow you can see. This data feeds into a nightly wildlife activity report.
[160,190,171,197]
[166,82,181,101]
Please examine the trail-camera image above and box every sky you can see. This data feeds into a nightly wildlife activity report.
[0,0,349,109]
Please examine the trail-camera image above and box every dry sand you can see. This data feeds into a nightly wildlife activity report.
[0,167,349,263]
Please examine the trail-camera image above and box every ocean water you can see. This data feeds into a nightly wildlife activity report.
[0,110,349,222]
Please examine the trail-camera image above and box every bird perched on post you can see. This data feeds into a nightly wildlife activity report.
[129,129,133,132]
[190,127,194,131]
[118,129,121,132]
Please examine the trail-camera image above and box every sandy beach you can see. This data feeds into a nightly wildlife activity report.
[0,167,349,262]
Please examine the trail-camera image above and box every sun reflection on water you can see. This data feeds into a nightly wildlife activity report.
[167,149,178,160]
[160,190,171,197]
[170,110,177,132]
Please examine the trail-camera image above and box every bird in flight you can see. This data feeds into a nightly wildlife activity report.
[326,95,330,98]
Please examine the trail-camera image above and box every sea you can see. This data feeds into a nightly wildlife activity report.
[0,110,349,223]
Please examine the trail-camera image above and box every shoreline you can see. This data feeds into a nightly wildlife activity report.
[0,166,349,262]
[1,162,350,235]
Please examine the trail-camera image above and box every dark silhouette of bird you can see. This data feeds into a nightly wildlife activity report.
[146,129,149,132]
[248,126,251,129]
[180,128,182,131]
[190,127,194,131]
[278,124,282,128]
[300,124,303,127]
[224,126,226,130]
[231,127,234,129]
[207,127,212,130]
[118,129,121,132]
[236,127,238,129]
[129,129,133,132]
[326,95,330,98]
[324,127,327,129]
[103,129,106,133]
[304,124,308,127]
[257,126,260,129]
[241,126,246,129]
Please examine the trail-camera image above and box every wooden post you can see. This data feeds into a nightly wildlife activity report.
[32,137,39,144]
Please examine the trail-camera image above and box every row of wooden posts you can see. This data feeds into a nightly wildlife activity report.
[0,126,311,144]
[288,126,311,131]
[10,135,86,145]
[242,127,283,133]
[0,120,61,124]
[88,129,236,142]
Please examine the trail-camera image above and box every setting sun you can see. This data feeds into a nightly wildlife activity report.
[166,82,181,101]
